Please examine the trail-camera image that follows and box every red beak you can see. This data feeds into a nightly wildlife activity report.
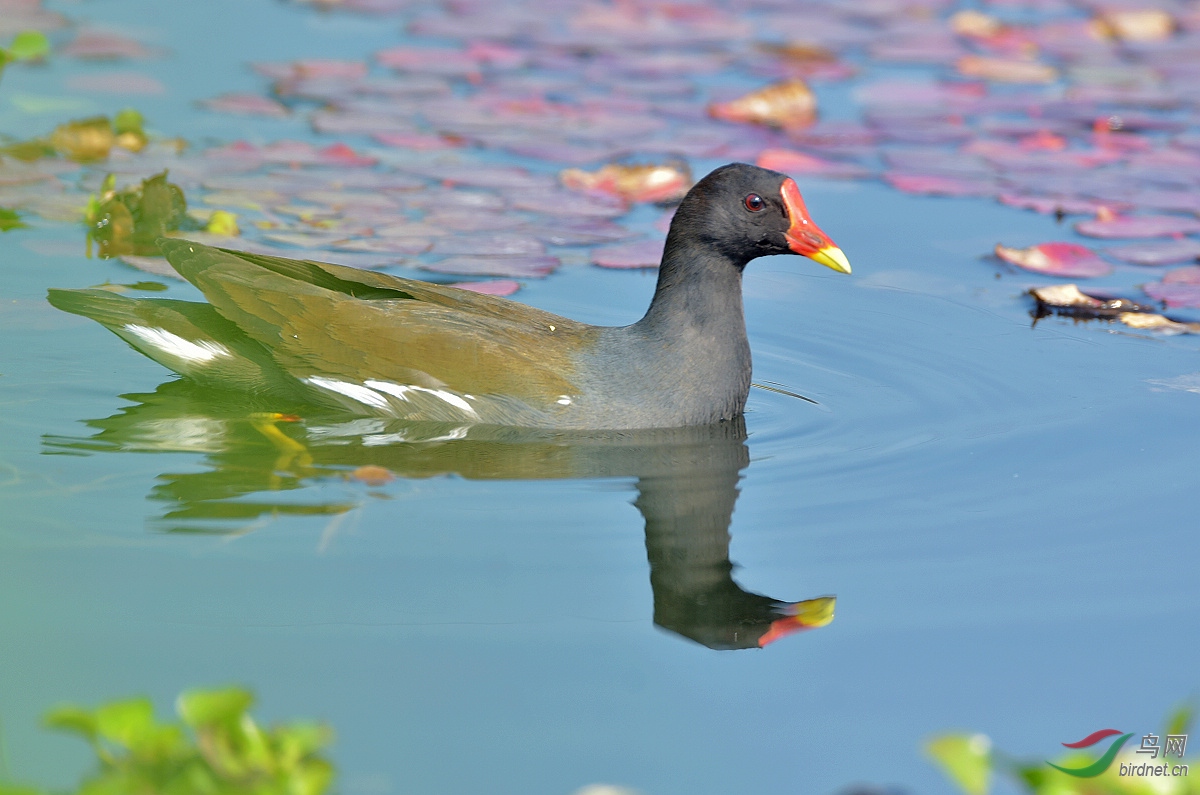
[780,178,851,274]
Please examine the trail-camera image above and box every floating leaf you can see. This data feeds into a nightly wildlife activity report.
[1143,266,1200,307]
[708,79,817,129]
[1092,9,1175,42]
[253,59,368,80]
[61,30,158,60]
[534,218,635,246]
[49,116,115,162]
[421,255,559,278]
[950,10,1005,39]
[0,207,28,231]
[886,173,996,197]
[372,131,461,150]
[1030,283,1157,318]
[348,465,394,486]
[176,687,254,730]
[592,239,665,269]
[514,190,628,219]
[1117,312,1200,335]
[451,279,520,296]
[998,193,1128,217]
[327,237,430,255]
[925,733,992,795]
[957,55,1057,84]
[1075,214,1200,239]
[995,242,1113,277]
[65,72,166,95]
[1104,239,1200,266]
[93,697,156,748]
[200,92,289,117]
[87,171,193,258]
[205,210,240,236]
[375,46,482,80]
[7,30,50,62]
[756,148,871,179]
[431,233,544,257]
[560,160,691,203]
[43,705,97,740]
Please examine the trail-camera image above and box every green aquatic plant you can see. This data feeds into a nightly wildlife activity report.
[0,30,50,229]
[0,208,27,232]
[927,703,1196,795]
[86,171,196,257]
[0,31,50,77]
[2,110,149,163]
[0,687,335,795]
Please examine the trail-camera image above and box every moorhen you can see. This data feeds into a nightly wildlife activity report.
[49,163,850,429]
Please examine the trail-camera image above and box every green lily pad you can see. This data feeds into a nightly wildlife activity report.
[0,208,28,231]
[926,733,992,795]
[7,31,51,62]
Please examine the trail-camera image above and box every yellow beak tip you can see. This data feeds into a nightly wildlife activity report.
[811,246,851,275]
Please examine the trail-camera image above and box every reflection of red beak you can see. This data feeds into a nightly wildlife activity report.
[780,178,851,274]
[757,595,837,648]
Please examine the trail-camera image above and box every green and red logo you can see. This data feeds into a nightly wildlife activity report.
[1049,729,1134,778]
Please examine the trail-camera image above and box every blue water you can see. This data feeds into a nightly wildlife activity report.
[1,2,1198,794]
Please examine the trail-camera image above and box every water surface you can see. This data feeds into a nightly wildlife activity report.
[1,2,1198,794]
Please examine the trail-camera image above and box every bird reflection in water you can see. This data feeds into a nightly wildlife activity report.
[44,380,835,650]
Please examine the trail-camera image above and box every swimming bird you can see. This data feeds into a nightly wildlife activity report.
[49,163,850,429]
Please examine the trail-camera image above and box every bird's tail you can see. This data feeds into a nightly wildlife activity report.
[47,287,301,397]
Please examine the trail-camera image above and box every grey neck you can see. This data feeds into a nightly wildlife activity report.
[636,235,747,336]
[626,235,753,424]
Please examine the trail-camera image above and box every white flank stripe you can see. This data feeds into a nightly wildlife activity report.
[364,380,479,419]
[122,325,231,364]
[304,376,391,409]
[364,380,411,400]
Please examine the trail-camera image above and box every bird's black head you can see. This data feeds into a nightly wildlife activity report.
[668,163,850,273]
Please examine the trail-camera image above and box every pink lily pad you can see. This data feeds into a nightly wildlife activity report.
[1143,266,1200,307]
[328,238,433,255]
[372,132,463,150]
[995,242,1113,277]
[885,173,996,197]
[65,71,166,95]
[998,193,1130,216]
[61,30,160,60]
[310,111,416,135]
[451,279,521,296]
[376,46,483,80]
[423,211,526,232]
[509,190,627,218]
[252,60,369,80]
[534,219,635,246]
[1075,214,1200,239]
[403,164,553,191]
[200,93,290,117]
[422,256,559,278]
[756,148,871,179]
[592,240,665,269]
[1104,239,1200,266]
[431,233,546,257]
[1126,190,1200,214]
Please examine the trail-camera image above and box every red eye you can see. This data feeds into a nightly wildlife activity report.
[744,193,765,212]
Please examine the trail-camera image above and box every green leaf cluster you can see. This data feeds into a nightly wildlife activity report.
[0,687,334,795]
[927,704,1196,795]
[3,111,149,164]
[0,208,27,232]
[0,31,50,77]
[86,171,198,258]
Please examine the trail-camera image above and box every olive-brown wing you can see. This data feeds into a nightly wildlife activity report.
[162,239,597,404]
